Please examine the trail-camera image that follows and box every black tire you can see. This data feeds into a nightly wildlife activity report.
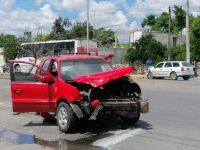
[170,72,178,80]
[57,102,77,133]
[147,71,154,79]
[15,65,21,72]
[182,76,189,80]
[3,70,6,73]
[121,104,140,124]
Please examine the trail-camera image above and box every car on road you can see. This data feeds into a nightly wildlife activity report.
[9,54,149,133]
[147,61,194,80]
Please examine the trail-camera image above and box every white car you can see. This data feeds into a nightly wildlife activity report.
[147,61,194,80]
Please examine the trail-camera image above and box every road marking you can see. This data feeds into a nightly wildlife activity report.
[92,128,145,148]
[0,102,5,105]
[0,102,12,108]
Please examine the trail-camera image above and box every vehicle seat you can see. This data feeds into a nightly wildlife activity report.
[50,63,57,77]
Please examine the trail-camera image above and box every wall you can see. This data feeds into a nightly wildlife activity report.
[130,31,186,47]
[142,32,186,47]
[98,48,127,64]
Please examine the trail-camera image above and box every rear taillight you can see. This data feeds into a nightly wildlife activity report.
[181,67,184,71]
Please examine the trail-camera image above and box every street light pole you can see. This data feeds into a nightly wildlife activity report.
[87,0,89,53]
[168,6,171,60]
[186,0,190,62]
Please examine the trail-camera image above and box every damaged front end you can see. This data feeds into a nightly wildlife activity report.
[68,74,149,124]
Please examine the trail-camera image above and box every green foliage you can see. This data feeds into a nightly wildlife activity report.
[170,44,186,61]
[95,29,115,47]
[49,17,72,40]
[0,33,6,47]
[152,12,169,33]
[125,34,167,65]
[171,6,186,33]
[141,14,156,28]
[142,5,186,34]
[64,21,94,39]
[190,16,200,61]
[33,34,49,42]
[3,35,19,61]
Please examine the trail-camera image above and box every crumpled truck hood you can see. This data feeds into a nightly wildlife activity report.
[72,66,134,87]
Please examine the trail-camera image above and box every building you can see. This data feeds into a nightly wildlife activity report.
[130,30,186,47]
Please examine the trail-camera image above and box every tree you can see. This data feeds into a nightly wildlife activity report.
[95,28,115,47]
[141,5,187,34]
[141,14,156,28]
[170,44,186,61]
[152,12,169,33]
[64,21,94,39]
[49,17,72,40]
[171,5,186,34]
[190,16,200,61]
[3,35,19,61]
[125,34,167,64]
[0,33,6,47]
[33,34,49,42]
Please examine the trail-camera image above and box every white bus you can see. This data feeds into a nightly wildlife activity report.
[14,39,98,72]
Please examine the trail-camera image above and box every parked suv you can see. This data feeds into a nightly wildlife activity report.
[147,61,194,80]
[9,54,149,133]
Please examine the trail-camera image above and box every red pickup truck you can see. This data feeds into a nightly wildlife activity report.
[9,54,149,133]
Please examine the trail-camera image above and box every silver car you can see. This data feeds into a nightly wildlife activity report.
[147,61,194,80]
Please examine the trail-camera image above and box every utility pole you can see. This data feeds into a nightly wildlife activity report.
[168,6,171,60]
[87,0,89,53]
[93,11,95,39]
[186,0,190,62]
[115,32,117,48]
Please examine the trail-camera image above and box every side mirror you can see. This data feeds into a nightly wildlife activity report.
[42,75,53,84]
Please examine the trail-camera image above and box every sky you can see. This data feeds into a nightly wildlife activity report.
[1,0,200,44]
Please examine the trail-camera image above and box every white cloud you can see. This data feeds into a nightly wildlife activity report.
[130,21,138,29]
[0,1,57,38]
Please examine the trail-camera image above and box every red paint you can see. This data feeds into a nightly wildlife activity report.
[91,99,101,108]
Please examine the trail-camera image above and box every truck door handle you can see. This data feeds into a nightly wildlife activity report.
[13,88,23,93]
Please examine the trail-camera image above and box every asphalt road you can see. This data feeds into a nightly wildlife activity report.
[0,77,200,150]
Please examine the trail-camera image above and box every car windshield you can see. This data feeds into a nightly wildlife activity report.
[60,58,112,80]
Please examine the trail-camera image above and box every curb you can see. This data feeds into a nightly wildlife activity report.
[131,75,147,79]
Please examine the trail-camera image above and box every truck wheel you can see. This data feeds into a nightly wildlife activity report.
[57,102,77,133]
[15,65,21,72]
[171,72,178,80]
[182,76,189,80]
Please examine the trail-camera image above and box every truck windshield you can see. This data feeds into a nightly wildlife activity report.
[60,58,112,80]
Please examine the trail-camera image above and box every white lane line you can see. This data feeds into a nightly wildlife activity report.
[0,105,12,108]
[92,128,145,149]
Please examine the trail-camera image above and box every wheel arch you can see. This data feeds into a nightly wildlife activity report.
[56,97,84,119]
[56,97,70,108]
[14,63,20,68]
